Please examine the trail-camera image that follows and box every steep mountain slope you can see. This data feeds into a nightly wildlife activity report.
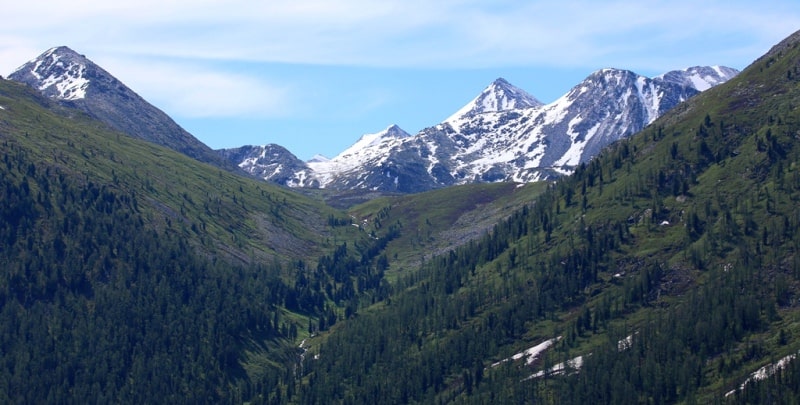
[0,76,389,403]
[0,75,349,264]
[223,66,737,193]
[291,30,800,403]
[8,46,235,170]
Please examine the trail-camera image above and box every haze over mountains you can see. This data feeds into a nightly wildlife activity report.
[7,46,737,194]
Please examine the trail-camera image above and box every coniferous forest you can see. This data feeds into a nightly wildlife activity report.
[2,30,800,405]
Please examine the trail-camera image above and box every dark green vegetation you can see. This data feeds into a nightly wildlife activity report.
[3,30,800,404]
[0,76,541,403]
[290,31,800,403]
[0,78,405,403]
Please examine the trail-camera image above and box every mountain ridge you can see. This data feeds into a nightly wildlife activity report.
[8,46,237,172]
[225,65,738,192]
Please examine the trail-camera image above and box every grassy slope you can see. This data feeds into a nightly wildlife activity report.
[349,181,548,276]
[0,78,366,268]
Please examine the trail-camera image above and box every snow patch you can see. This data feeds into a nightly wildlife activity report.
[725,352,799,397]
[524,334,634,381]
[635,76,660,124]
[526,356,585,380]
[491,337,561,368]
[39,62,89,100]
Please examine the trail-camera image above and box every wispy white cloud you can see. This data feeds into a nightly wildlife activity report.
[2,0,799,120]
[5,0,797,69]
[98,58,293,119]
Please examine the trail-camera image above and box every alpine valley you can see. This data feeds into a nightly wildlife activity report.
[2,28,800,405]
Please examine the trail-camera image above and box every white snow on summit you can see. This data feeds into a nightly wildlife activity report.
[16,47,90,101]
[657,65,739,92]
[307,125,410,188]
[446,78,542,123]
[307,154,331,163]
[40,64,89,101]
[229,65,738,191]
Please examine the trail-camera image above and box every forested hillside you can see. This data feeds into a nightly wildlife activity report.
[0,76,541,403]
[0,77,413,403]
[289,30,800,404]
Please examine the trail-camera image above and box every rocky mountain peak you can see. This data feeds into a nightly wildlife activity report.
[11,46,92,101]
[446,77,543,122]
[656,66,740,91]
[383,124,411,139]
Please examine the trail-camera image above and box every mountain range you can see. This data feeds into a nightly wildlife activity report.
[7,46,738,195]
[223,66,738,192]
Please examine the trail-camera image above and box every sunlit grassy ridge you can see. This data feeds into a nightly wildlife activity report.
[0,78,366,267]
[349,181,548,275]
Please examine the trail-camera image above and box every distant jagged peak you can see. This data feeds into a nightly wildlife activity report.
[584,67,640,85]
[381,124,412,139]
[344,124,411,153]
[360,124,411,147]
[42,45,82,59]
[445,77,543,123]
[10,45,93,101]
[656,65,740,91]
[13,46,81,71]
[307,154,331,163]
[564,65,737,102]
[558,68,642,101]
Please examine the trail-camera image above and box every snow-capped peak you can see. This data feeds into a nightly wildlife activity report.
[307,154,331,163]
[656,65,739,92]
[220,64,738,192]
[337,124,411,158]
[446,78,543,123]
[11,46,90,101]
[304,124,412,188]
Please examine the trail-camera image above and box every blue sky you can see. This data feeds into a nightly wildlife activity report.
[1,1,799,160]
